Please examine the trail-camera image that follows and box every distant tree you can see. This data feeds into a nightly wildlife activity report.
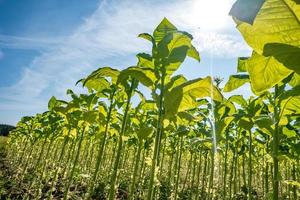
[0,124,15,136]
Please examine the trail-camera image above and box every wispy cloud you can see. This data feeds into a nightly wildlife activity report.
[0,0,251,124]
[0,34,65,51]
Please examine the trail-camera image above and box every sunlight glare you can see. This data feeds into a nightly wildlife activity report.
[189,0,232,30]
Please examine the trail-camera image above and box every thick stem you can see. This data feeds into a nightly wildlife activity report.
[88,90,115,197]
[174,136,184,200]
[147,70,165,200]
[248,130,252,200]
[129,141,142,199]
[108,80,135,200]
[273,85,280,200]
[63,127,85,200]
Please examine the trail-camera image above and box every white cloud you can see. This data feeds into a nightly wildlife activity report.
[0,34,64,51]
[0,0,251,124]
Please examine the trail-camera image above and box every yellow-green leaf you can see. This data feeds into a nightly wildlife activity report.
[164,76,223,117]
[246,52,292,94]
[234,0,300,54]
[223,74,249,92]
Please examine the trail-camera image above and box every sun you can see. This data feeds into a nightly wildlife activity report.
[188,0,232,30]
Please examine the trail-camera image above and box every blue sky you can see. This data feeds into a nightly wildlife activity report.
[0,0,251,125]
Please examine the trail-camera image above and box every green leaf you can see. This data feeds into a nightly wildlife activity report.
[283,180,300,188]
[48,96,57,111]
[289,73,300,87]
[237,57,249,72]
[157,32,193,76]
[138,33,155,45]
[137,53,154,69]
[216,117,235,139]
[187,45,200,62]
[280,86,300,116]
[246,52,292,94]
[153,17,177,43]
[253,115,273,135]
[263,43,300,75]
[137,126,154,141]
[165,75,187,91]
[117,66,155,87]
[84,67,120,85]
[228,95,247,107]
[282,127,297,138]
[234,0,300,54]
[238,117,253,130]
[229,0,265,24]
[223,74,249,92]
[83,77,110,92]
[164,76,223,117]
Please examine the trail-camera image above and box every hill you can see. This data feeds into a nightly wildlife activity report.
[0,124,15,136]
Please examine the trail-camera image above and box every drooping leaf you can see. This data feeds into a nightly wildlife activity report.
[223,74,249,92]
[117,66,155,88]
[279,86,300,116]
[138,33,155,45]
[233,0,300,54]
[229,0,265,24]
[164,76,223,117]
[82,77,110,92]
[84,67,120,85]
[187,45,200,62]
[263,43,300,75]
[246,52,292,94]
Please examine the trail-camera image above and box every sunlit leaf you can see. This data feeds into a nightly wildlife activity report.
[223,74,249,92]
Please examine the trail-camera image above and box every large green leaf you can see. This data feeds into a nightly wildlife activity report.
[157,32,193,76]
[153,17,177,43]
[246,52,292,94]
[117,66,155,88]
[279,86,300,116]
[263,43,300,74]
[233,0,300,54]
[82,77,110,92]
[223,74,249,92]
[84,67,120,85]
[164,76,223,117]
[229,0,265,24]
